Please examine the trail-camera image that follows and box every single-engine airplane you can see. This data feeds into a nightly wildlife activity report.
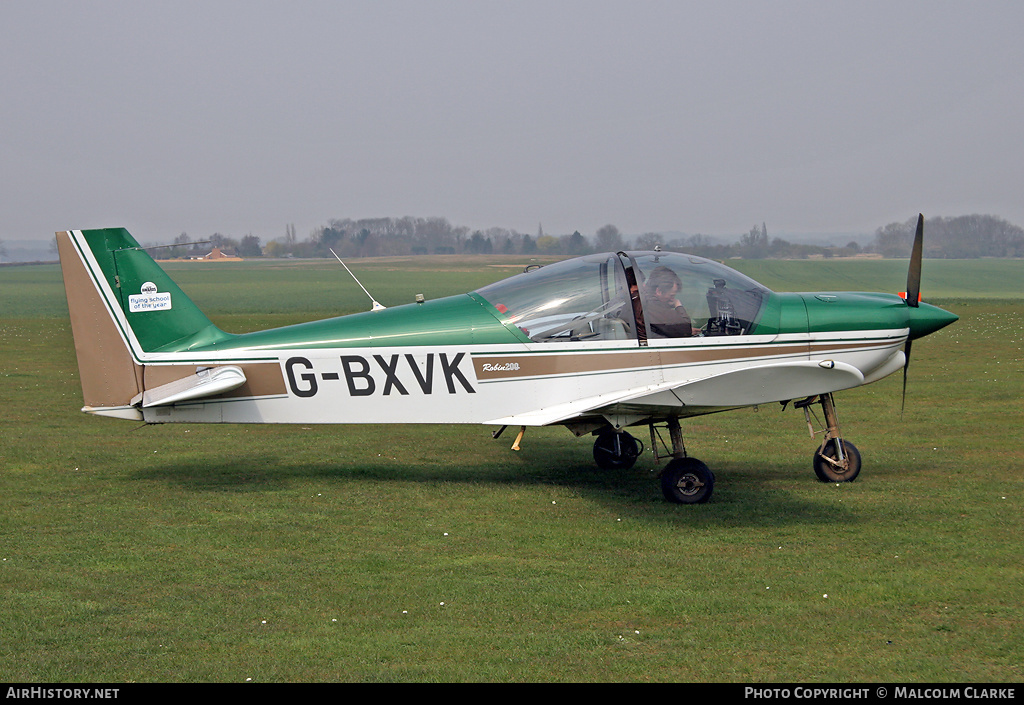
[55,216,957,503]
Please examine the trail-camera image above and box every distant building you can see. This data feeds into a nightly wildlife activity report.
[192,247,243,261]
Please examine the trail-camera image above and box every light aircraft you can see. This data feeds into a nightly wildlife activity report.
[55,216,957,503]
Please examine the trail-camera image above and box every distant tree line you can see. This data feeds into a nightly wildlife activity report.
[167,217,601,260]
[871,214,1024,258]
[164,213,1023,260]
[287,217,603,259]
[645,223,864,260]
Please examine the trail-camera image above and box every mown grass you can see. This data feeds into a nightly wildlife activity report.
[0,258,1021,682]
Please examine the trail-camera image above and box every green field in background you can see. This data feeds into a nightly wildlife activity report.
[1,257,1021,682]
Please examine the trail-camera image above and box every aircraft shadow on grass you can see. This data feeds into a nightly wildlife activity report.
[131,450,859,527]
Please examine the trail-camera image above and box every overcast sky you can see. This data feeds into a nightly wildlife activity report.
[3,0,1023,243]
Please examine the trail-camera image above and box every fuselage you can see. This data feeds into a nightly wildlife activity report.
[60,239,953,428]
[133,292,946,425]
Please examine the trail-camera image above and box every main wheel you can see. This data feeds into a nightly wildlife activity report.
[593,430,640,470]
[813,439,861,482]
[660,457,714,504]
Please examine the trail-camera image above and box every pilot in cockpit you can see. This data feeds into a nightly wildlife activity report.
[643,266,693,338]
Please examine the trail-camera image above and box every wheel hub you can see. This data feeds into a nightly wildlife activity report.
[675,473,705,496]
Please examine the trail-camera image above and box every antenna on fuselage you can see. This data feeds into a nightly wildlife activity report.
[329,248,386,311]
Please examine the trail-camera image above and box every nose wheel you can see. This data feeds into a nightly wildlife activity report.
[813,438,862,482]
[795,393,862,483]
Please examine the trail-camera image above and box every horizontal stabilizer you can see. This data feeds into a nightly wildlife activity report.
[132,366,247,407]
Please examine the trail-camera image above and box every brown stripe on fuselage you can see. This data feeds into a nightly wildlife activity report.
[474,350,661,381]
[473,338,899,381]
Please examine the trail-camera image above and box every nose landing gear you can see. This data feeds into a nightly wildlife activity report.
[794,392,862,483]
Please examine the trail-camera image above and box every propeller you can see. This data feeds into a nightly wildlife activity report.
[906,214,923,309]
[901,214,924,413]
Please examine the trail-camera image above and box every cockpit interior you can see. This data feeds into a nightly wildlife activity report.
[474,251,770,344]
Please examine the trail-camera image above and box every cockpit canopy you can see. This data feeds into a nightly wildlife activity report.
[474,251,770,343]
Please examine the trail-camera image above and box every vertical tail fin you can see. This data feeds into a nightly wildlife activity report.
[56,228,231,416]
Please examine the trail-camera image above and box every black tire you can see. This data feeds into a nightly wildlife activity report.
[593,430,640,470]
[660,457,714,504]
[813,439,861,482]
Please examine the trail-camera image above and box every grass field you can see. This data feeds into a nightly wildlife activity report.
[1,257,1022,682]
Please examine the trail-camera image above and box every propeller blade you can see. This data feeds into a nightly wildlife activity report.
[901,338,912,416]
[905,214,923,308]
[901,214,923,414]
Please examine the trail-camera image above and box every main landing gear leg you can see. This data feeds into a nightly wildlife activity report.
[795,392,862,483]
[652,418,715,504]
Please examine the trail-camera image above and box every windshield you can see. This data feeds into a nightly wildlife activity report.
[474,251,771,343]
[474,254,636,342]
[628,252,769,338]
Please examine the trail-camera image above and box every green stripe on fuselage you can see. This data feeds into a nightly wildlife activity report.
[172,290,908,353]
[182,293,532,352]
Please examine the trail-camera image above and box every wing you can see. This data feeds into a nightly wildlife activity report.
[484,360,865,427]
